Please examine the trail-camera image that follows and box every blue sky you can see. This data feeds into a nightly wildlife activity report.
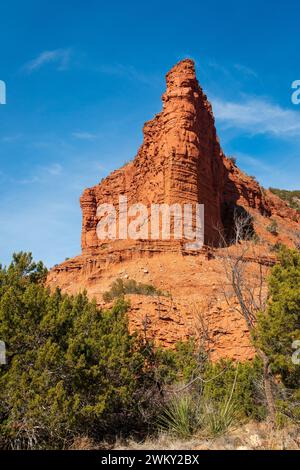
[0,0,300,267]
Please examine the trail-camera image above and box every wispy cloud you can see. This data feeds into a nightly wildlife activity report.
[235,152,275,173]
[18,176,40,185]
[43,163,63,176]
[207,60,258,79]
[213,96,300,137]
[234,152,300,190]
[234,64,258,78]
[208,60,232,77]
[23,48,72,73]
[71,132,98,141]
[98,63,158,86]
[1,134,23,143]
[8,163,63,186]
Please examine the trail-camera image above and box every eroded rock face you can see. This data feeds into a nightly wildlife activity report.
[81,60,255,252]
[47,59,300,360]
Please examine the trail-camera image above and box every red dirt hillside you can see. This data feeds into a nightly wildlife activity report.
[47,59,300,360]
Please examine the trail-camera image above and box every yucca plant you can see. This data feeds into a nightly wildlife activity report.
[203,365,239,437]
[158,394,201,439]
[202,399,238,437]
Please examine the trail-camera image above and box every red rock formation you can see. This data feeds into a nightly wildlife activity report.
[47,59,300,361]
[80,59,287,253]
[80,59,226,252]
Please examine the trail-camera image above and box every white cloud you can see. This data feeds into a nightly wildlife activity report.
[43,163,63,176]
[23,48,71,73]
[18,176,40,185]
[235,153,275,174]
[213,96,300,137]
[72,132,98,141]
[1,134,23,143]
[208,60,231,77]
[234,64,258,78]
[98,63,158,86]
[10,163,63,186]
[206,59,258,80]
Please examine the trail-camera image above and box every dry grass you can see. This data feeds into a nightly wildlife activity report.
[68,422,300,451]
[113,432,201,451]
[68,437,100,450]
[112,422,300,451]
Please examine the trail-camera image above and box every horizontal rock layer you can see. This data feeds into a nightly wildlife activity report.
[48,59,300,360]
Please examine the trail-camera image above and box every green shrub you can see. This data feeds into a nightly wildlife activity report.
[267,220,279,235]
[159,364,242,439]
[269,188,300,213]
[201,397,238,437]
[4,248,300,446]
[253,248,300,424]
[0,254,166,449]
[255,248,300,389]
[150,339,205,386]
[103,278,168,302]
[202,359,266,421]
[295,232,300,251]
[159,394,201,439]
[270,242,285,253]
[252,233,260,244]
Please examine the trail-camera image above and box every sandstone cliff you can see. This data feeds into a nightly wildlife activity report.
[80,59,280,252]
[47,59,300,360]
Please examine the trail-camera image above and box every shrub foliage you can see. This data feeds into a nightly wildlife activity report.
[1,248,300,447]
[0,254,167,448]
[103,278,168,302]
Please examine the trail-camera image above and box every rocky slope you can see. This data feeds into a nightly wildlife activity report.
[269,188,300,214]
[47,59,300,360]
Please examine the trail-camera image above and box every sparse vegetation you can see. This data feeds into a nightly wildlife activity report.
[252,233,260,244]
[1,250,300,449]
[159,395,201,439]
[269,188,300,213]
[202,360,266,421]
[270,242,285,253]
[267,219,279,236]
[228,156,237,165]
[103,278,169,302]
[159,360,263,439]
[295,233,300,251]
[255,248,300,389]
[0,255,169,449]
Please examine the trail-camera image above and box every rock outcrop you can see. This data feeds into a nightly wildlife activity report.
[80,59,273,253]
[47,59,300,360]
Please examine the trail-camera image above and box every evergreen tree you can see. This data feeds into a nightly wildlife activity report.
[255,248,300,389]
[0,253,161,449]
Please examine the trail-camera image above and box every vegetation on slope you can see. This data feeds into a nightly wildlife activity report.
[269,188,300,213]
[103,278,168,302]
[255,248,300,421]
[0,249,300,449]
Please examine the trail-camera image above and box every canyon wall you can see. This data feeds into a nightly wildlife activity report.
[47,59,300,360]
[80,59,273,253]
